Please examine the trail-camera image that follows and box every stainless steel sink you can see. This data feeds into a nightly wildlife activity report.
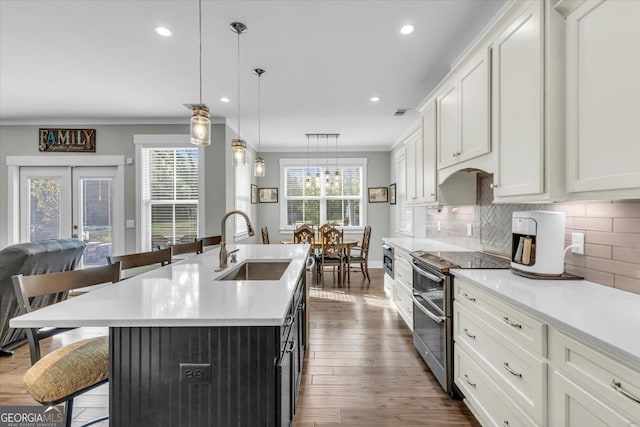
[217,260,291,281]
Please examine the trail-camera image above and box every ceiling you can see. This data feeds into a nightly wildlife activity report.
[0,0,507,151]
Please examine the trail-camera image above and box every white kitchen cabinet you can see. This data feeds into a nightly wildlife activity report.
[404,131,419,203]
[491,0,566,203]
[565,0,640,199]
[392,246,414,331]
[437,49,490,170]
[492,0,544,198]
[549,371,638,427]
[421,100,437,204]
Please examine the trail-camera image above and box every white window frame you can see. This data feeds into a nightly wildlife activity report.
[6,155,125,255]
[134,135,205,252]
[279,157,367,232]
[234,152,252,239]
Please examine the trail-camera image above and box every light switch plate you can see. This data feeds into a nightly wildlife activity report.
[467,224,473,237]
[126,219,135,228]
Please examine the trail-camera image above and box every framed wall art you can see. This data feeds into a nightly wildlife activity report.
[389,183,396,205]
[251,184,258,204]
[368,187,388,203]
[259,187,278,203]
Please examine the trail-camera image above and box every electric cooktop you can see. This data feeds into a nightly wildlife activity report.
[410,250,512,273]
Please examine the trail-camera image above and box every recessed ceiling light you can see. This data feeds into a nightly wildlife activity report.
[220,97,230,103]
[155,26,172,37]
[400,25,414,35]
[370,96,380,102]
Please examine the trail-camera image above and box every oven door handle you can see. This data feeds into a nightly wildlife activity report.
[412,295,446,324]
[412,264,443,283]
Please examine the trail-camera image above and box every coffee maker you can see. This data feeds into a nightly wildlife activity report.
[511,211,565,276]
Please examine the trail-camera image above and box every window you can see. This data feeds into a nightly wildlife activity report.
[135,136,203,251]
[280,158,366,230]
[235,154,251,237]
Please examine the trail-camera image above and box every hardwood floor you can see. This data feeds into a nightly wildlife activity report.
[0,268,479,426]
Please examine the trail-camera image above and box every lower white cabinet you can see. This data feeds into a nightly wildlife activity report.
[393,282,413,331]
[549,371,639,427]
[455,278,640,426]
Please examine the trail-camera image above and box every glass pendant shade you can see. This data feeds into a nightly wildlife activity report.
[254,156,265,177]
[190,107,211,146]
[232,138,246,165]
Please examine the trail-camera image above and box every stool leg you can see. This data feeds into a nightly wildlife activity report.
[65,399,74,427]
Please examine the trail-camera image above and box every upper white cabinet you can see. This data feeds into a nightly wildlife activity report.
[491,0,566,202]
[437,49,490,170]
[565,0,640,198]
[421,101,437,203]
[403,130,420,203]
[492,1,544,198]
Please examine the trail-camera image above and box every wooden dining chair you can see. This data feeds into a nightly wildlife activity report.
[294,225,315,245]
[12,263,121,426]
[261,226,270,244]
[195,235,222,247]
[107,248,172,279]
[319,226,345,285]
[318,223,333,238]
[169,240,203,257]
[346,225,372,282]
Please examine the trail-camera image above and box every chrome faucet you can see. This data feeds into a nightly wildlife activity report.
[217,210,255,270]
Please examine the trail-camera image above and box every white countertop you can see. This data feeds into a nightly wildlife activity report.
[11,244,310,328]
[452,269,640,369]
[381,237,469,253]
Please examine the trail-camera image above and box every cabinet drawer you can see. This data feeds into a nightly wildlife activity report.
[395,260,413,290]
[455,343,538,427]
[455,302,546,425]
[393,284,413,331]
[383,274,393,299]
[394,247,412,266]
[455,278,546,356]
[549,327,640,420]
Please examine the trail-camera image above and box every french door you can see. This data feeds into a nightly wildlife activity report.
[19,166,119,266]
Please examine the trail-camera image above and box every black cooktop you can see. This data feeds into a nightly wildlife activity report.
[410,250,511,273]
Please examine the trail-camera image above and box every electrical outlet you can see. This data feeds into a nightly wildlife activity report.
[126,219,135,228]
[437,221,441,231]
[467,224,473,237]
[571,232,584,254]
[180,363,211,383]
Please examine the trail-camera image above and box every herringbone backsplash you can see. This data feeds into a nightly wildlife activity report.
[425,174,640,294]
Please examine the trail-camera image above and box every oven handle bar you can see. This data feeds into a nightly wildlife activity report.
[412,262,444,283]
[412,295,446,324]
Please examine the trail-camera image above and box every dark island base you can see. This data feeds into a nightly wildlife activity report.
[109,326,281,427]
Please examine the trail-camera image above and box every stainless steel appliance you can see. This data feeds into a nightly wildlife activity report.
[410,250,511,397]
[382,243,394,278]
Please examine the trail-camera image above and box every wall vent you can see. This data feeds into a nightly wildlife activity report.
[394,108,408,117]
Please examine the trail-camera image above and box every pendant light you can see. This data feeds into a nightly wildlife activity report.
[189,0,211,146]
[305,134,312,188]
[230,22,247,166]
[314,135,321,188]
[253,68,266,177]
[334,134,341,188]
[324,135,331,186]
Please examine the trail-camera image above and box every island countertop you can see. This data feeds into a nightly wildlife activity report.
[11,244,310,328]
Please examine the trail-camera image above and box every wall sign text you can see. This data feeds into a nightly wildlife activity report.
[39,128,96,152]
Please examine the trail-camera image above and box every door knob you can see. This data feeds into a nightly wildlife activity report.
[72,233,78,238]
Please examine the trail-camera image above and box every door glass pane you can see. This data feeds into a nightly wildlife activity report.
[29,177,62,241]
[81,178,113,266]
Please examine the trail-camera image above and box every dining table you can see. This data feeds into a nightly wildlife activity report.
[280,238,360,283]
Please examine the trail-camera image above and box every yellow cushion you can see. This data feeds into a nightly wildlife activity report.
[24,336,109,404]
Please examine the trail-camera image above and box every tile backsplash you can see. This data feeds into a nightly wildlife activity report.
[426,175,640,294]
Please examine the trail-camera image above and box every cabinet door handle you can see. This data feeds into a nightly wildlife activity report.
[503,422,510,427]
[503,316,522,329]
[503,362,522,378]
[611,379,640,404]
[463,328,476,339]
[463,374,476,387]
[430,193,435,197]
[461,293,476,302]
[284,315,294,327]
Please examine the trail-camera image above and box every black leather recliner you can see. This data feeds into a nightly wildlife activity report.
[0,238,86,355]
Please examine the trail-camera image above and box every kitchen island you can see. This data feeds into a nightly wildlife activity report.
[11,244,311,427]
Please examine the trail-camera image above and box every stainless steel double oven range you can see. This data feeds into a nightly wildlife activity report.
[409,250,511,397]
